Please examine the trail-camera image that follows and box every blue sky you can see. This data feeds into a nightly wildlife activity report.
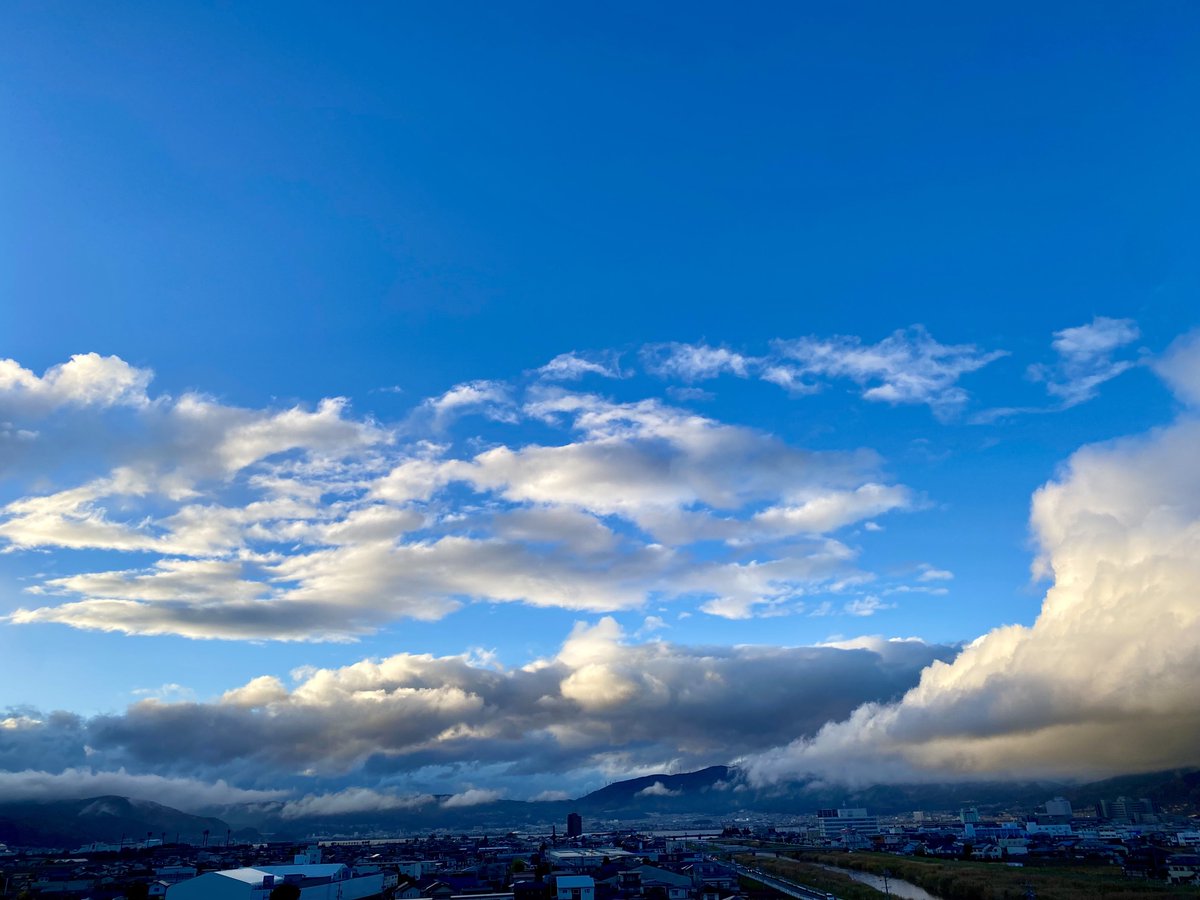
[1,3,1199,810]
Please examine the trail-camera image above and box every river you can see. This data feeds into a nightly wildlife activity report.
[817,864,941,900]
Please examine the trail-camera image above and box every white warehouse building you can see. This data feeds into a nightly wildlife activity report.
[166,863,384,900]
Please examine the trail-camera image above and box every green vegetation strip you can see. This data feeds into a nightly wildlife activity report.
[747,850,1196,900]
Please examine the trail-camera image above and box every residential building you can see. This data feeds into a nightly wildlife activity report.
[555,875,595,900]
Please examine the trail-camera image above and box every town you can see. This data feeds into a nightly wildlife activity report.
[3,792,1199,899]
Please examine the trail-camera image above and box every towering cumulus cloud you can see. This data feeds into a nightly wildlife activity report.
[747,332,1200,785]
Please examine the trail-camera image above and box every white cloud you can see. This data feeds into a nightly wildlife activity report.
[842,595,893,617]
[636,615,668,637]
[530,789,571,802]
[1153,329,1200,407]
[441,787,504,808]
[636,781,681,797]
[759,365,821,395]
[752,484,913,535]
[917,565,953,582]
[0,768,285,808]
[536,351,624,381]
[1028,316,1141,407]
[2,358,914,639]
[745,338,1200,785]
[0,354,153,414]
[130,683,196,702]
[641,343,753,381]
[221,675,290,708]
[772,326,1006,417]
[215,397,385,472]
[279,788,435,819]
[421,380,517,427]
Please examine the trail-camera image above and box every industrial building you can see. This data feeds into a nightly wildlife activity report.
[165,863,384,900]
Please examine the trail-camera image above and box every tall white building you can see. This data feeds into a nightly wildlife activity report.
[816,808,880,838]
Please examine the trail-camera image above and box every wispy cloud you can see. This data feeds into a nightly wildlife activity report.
[1029,316,1141,407]
[535,351,625,381]
[974,317,1142,422]
[641,343,754,381]
[771,326,1007,418]
[420,379,518,427]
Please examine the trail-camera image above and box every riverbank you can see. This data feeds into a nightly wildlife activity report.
[816,864,938,900]
[735,856,891,900]
[757,850,1195,900]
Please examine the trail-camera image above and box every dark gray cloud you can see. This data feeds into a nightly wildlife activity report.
[0,625,955,805]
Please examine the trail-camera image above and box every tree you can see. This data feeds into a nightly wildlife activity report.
[270,883,302,900]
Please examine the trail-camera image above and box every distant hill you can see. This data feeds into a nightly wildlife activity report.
[574,766,740,812]
[568,766,1200,820]
[0,795,247,849]
[570,767,1062,819]
[1060,768,1200,814]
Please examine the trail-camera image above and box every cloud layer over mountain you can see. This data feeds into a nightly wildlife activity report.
[0,623,953,805]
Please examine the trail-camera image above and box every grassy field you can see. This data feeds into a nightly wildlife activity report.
[738,850,1197,900]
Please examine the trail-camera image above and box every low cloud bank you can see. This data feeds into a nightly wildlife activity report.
[0,768,285,809]
[0,624,953,803]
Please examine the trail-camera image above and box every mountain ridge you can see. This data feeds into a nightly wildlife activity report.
[5,766,1198,846]
[0,794,250,849]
